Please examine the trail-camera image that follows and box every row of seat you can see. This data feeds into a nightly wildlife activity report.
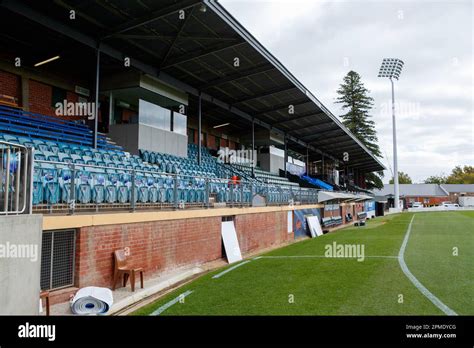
[32,162,226,205]
[0,105,119,149]
[233,163,299,187]
[321,216,343,227]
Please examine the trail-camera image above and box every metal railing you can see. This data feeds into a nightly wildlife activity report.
[32,159,321,214]
[0,140,32,214]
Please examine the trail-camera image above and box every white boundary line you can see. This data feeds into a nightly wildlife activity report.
[398,215,457,316]
[212,260,252,279]
[150,290,194,316]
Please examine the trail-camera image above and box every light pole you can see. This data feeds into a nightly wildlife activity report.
[378,58,404,210]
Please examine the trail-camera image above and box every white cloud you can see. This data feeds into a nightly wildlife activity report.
[221,0,473,183]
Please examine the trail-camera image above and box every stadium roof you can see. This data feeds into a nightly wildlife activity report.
[0,0,385,172]
[372,184,449,197]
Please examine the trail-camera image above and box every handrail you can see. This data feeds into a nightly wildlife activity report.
[0,140,30,215]
[33,159,321,213]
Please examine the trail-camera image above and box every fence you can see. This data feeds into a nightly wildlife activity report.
[33,159,321,214]
[0,140,32,214]
[40,229,76,291]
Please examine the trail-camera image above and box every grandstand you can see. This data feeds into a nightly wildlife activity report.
[0,0,384,315]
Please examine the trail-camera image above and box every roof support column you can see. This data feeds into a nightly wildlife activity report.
[251,117,255,178]
[93,47,100,149]
[306,146,309,175]
[108,91,114,126]
[322,154,325,180]
[198,93,202,165]
[284,135,287,178]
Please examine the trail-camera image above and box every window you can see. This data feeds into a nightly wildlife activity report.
[51,86,66,108]
[173,111,187,135]
[138,99,171,131]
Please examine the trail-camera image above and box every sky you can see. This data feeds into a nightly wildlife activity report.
[220,0,473,183]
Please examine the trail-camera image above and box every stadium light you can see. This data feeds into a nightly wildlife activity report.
[213,122,230,129]
[378,58,404,210]
[34,55,60,67]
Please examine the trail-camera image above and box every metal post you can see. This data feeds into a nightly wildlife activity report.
[15,148,21,212]
[322,154,325,179]
[205,178,210,208]
[130,170,136,211]
[391,78,400,210]
[251,118,255,178]
[284,136,287,178]
[306,146,309,175]
[109,91,114,126]
[4,148,10,212]
[173,174,178,209]
[28,148,34,214]
[93,47,100,149]
[69,163,76,215]
[198,93,202,165]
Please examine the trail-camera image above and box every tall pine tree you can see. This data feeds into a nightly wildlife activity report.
[335,71,383,189]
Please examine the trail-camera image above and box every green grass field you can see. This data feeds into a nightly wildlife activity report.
[132,211,474,316]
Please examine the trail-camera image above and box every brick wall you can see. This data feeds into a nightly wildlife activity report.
[354,203,364,214]
[0,70,21,104]
[75,216,222,288]
[342,204,355,223]
[234,211,290,253]
[29,79,54,116]
[72,211,291,288]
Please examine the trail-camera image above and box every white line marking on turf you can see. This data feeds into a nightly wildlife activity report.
[150,290,194,316]
[212,260,252,279]
[398,215,458,316]
[258,255,398,259]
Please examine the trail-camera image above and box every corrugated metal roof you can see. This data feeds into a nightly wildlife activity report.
[0,0,385,172]
[372,184,449,197]
[440,184,474,193]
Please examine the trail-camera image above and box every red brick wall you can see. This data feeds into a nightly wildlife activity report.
[341,204,355,223]
[0,70,21,103]
[404,196,448,206]
[354,203,364,214]
[234,212,290,253]
[73,211,291,288]
[75,217,222,288]
[29,79,54,116]
[207,134,216,150]
[28,79,85,120]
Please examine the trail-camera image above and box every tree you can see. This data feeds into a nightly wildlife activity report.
[446,165,474,184]
[389,171,412,184]
[336,71,383,189]
[423,166,474,184]
[424,175,447,184]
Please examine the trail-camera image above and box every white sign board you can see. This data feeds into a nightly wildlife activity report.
[287,211,293,233]
[221,221,243,264]
[306,216,323,238]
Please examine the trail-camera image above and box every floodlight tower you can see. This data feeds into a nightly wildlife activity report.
[378,58,404,210]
